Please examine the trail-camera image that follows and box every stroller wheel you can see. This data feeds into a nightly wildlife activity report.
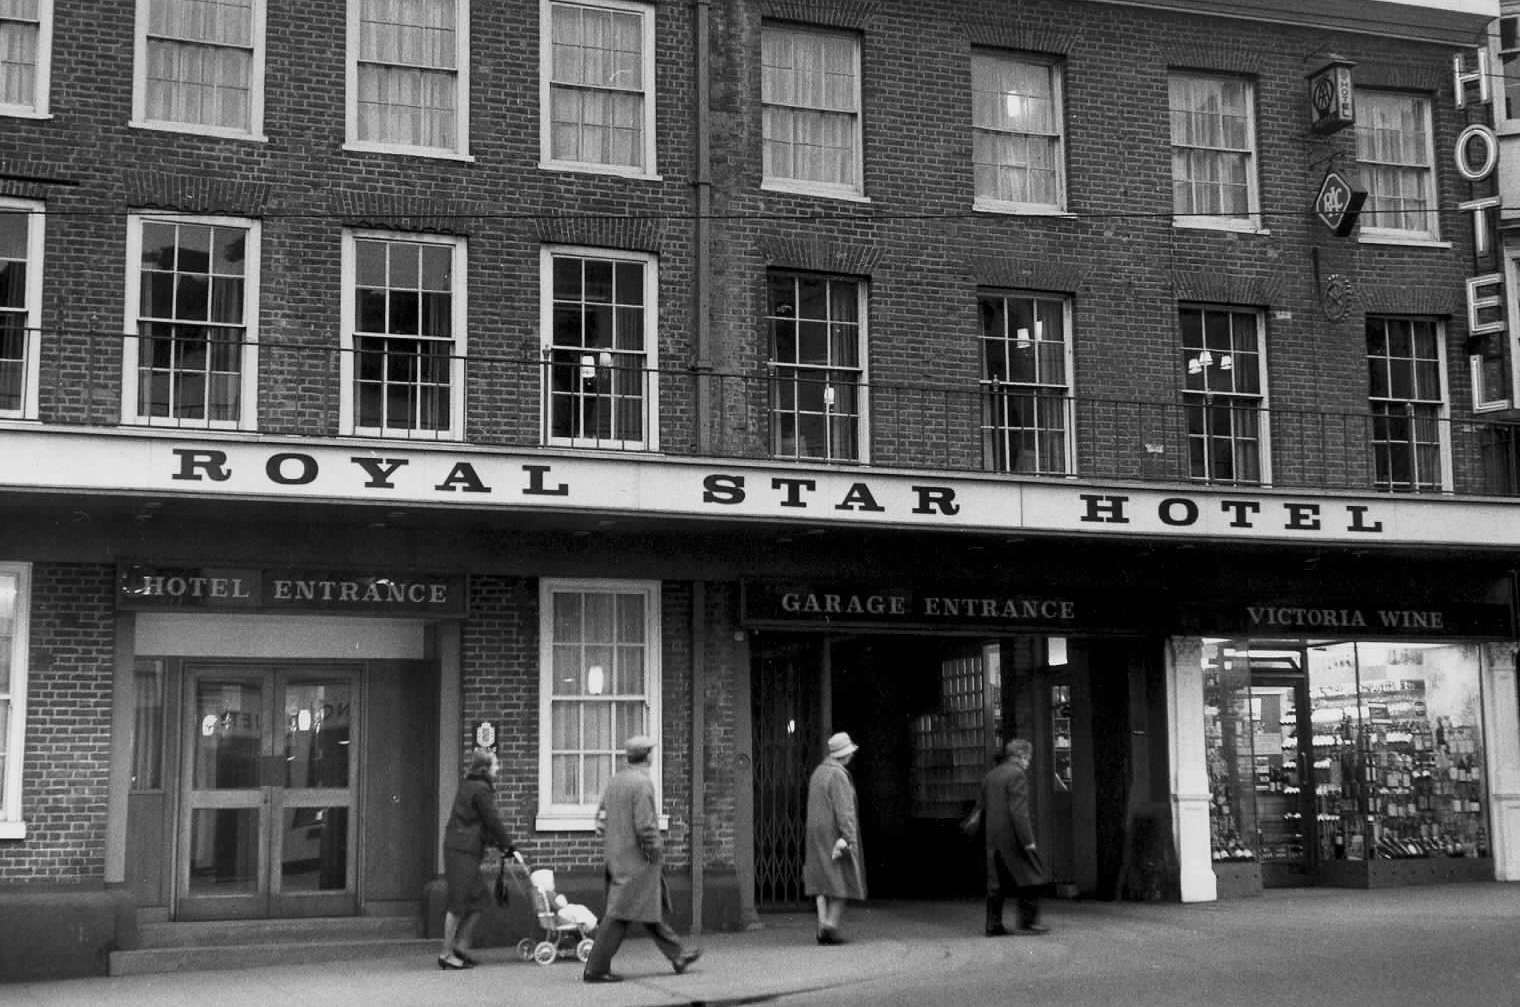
[533,941,558,966]
[516,938,534,961]
[575,938,594,963]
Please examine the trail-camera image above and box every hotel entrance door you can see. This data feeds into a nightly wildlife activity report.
[176,666,360,920]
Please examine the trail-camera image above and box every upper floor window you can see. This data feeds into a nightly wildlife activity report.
[542,0,656,177]
[767,271,866,462]
[1169,72,1258,230]
[1356,91,1437,242]
[762,24,862,198]
[972,52,1064,213]
[341,231,465,439]
[0,0,51,117]
[537,578,661,831]
[541,246,659,450]
[1499,17,1520,123]
[124,213,260,429]
[1367,315,1448,492]
[979,291,1072,475]
[348,0,469,157]
[1180,304,1267,486]
[0,200,42,419]
[134,0,265,137]
[0,562,32,839]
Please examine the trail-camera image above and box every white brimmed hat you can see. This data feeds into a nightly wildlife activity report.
[827,732,859,759]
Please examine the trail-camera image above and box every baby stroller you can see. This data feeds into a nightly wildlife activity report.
[509,854,598,967]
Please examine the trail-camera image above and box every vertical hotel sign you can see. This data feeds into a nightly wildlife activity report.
[1453,48,1507,405]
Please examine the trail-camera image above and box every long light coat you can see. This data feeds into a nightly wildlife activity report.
[803,759,867,901]
[597,763,667,922]
[980,759,1048,890]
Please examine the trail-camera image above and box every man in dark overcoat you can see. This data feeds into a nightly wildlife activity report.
[979,737,1050,936]
[582,734,702,983]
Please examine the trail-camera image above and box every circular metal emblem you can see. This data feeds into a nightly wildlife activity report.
[1322,274,1353,321]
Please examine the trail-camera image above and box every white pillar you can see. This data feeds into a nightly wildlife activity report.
[1481,643,1520,882]
[1166,636,1217,902]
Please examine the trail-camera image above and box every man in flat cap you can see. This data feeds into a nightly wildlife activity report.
[582,734,702,983]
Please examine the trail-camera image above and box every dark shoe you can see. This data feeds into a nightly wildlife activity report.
[582,972,624,983]
[1015,924,1051,935]
[453,950,479,967]
[985,925,1010,937]
[437,955,468,970]
[673,949,703,974]
[816,928,848,946]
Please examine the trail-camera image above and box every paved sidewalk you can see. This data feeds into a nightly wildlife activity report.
[6,884,1519,1007]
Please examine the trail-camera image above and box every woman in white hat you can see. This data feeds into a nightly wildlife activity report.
[803,731,866,945]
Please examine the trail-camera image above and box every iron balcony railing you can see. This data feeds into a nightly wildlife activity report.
[23,332,1520,498]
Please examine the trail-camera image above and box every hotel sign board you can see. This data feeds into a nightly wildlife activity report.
[117,565,468,617]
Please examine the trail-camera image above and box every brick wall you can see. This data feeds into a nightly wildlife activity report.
[0,564,115,883]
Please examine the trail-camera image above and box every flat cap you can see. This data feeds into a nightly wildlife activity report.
[625,734,656,755]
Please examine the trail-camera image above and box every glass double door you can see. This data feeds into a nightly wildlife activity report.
[177,666,359,919]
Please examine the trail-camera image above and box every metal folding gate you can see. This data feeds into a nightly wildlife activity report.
[751,638,820,910]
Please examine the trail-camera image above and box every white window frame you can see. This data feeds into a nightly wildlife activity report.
[971,51,1066,215]
[1356,89,1440,245]
[761,23,866,200]
[1168,71,1261,233]
[0,0,52,118]
[130,0,267,140]
[345,0,471,160]
[539,0,658,179]
[1497,16,1520,126]
[0,562,33,839]
[1179,304,1271,486]
[1366,314,1452,493]
[539,244,660,451]
[765,271,870,463]
[0,198,43,420]
[978,290,1075,475]
[339,229,467,440]
[122,212,262,430]
[536,578,663,832]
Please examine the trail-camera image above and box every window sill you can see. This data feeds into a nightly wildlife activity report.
[1173,217,1269,236]
[1357,233,1451,249]
[761,181,870,204]
[973,201,1073,218]
[538,160,662,182]
[0,821,26,840]
[0,109,52,121]
[129,120,268,143]
[343,143,475,163]
[535,813,670,833]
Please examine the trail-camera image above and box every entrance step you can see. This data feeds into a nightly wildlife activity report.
[111,916,427,976]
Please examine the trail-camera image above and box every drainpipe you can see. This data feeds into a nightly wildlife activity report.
[693,0,713,454]
[691,581,707,936]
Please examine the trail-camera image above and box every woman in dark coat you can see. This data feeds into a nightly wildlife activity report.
[439,748,515,970]
[803,732,866,945]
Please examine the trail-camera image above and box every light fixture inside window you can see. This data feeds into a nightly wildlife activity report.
[823,385,836,408]
[579,353,596,382]
[1047,636,1068,667]
[587,665,605,695]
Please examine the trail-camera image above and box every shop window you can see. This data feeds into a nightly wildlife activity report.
[537,578,661,831]
[540,246,659,450]
[1,0,51,117]
[541,0,657,177]
[347,0,469,157]
[340,230,466,439]
[1366,315,1448,493]
[761,23,863,198]
[0,199,42,419]
[131,659,165,791]
[0,562,32,839]
[1168,72,1259,231]
[133,0,264,138]
[766,271,867,462]
[124,213,260,430]
[1181,304,1266,485]
[1355,90,1438,243]
[972,50,1065,213]
[979,290,1073,475]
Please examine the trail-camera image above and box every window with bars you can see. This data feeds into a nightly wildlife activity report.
[538,579,660,830]
[767,271,866,462]
[343,232,464,439]
[0,563,32,840]
[0,202,41,418]
[125,214,258,428]
[972,51,1064,212]
[542,247,657,449]
[135,0,261,134]
[1367,315,1447,492]
[1356,90,1437,241]
[0,0,49,116]
[1180,305,1266,485]
[543,0,654,175]
[1169,72,1258,229]
[761,24,861,196]
[350,0,466,155]
[979,291,1072,475]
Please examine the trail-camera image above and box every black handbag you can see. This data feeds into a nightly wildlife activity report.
[492,857,510,907]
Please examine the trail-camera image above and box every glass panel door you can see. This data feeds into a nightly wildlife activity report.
[273,674,357,915]
[1251,667,1317,886]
